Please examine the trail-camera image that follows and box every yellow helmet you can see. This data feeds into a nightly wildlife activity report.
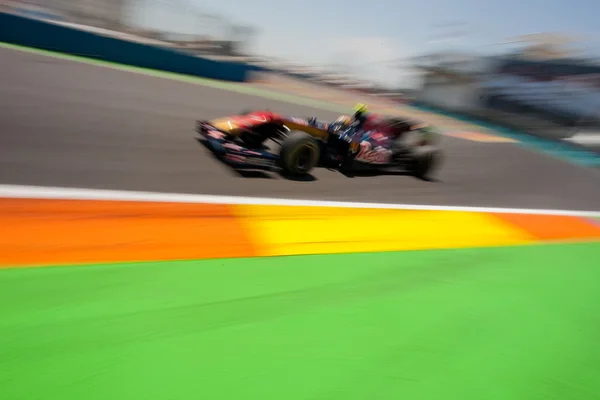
[353,103,368,115]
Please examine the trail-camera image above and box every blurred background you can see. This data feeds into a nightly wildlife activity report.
[3,0,600,147]
[2,4,600,399]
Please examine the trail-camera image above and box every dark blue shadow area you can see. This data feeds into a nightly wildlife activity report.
[411,102,600,168]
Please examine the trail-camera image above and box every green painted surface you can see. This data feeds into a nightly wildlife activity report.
[1,242,600,399]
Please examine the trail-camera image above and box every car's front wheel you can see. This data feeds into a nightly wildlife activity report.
[279,131,320,176]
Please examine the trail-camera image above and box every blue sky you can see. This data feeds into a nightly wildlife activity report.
[131,0,600,87]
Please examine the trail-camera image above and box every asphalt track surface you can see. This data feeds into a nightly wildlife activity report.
[2,47,600,210]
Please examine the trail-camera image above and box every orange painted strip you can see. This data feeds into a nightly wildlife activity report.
[2,197,599,268]
[0,199,257,267]
[491,213,600,241]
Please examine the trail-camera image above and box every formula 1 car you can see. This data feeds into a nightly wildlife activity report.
[195,110,442,179]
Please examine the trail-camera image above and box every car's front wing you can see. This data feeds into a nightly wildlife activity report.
[195,120,280,170]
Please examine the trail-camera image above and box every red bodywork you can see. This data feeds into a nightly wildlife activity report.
[208,110,283,133]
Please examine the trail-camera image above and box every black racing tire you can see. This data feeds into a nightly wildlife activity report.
[279,131,320,176]
[409,145,442,179]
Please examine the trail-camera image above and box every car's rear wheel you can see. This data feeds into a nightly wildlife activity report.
[279,131,320,176]
[409,145,442,179]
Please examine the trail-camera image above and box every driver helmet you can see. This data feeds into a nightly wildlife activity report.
[353,103,369,119]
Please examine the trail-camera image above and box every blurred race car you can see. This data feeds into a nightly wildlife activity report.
[194,105,442,179]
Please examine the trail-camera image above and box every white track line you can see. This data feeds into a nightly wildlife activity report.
[1,184,600,217]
